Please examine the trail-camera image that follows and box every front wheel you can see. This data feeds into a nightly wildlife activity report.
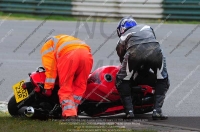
[7,95,20,116]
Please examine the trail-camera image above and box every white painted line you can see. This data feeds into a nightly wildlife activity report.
[0,101,8,104]
[0,103,8,112]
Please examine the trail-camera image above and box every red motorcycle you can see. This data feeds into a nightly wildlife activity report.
[8,65,156,119]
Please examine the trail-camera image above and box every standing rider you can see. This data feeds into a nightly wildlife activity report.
[115,17,170,119]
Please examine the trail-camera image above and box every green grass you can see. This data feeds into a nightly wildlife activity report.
[0,12,77,21]
[0,112,156,132]
[136,18,200,24]
[155,19,200,24]
[1,11,200,24]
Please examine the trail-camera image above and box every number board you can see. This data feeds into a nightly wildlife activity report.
[12,80,29,103]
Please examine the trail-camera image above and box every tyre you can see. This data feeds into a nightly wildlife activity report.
[7,95,20,116]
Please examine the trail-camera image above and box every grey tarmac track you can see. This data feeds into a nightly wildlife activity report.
[0,20,200,130]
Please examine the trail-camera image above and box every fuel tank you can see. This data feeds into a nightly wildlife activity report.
[84,65,121,102]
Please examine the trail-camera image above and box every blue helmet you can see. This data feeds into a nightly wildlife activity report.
[117,17,137,37]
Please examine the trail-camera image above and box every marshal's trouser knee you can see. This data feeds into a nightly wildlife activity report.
[57,49,93,117]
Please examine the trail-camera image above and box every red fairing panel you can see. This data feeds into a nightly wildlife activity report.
[30,72,59,87]
[94,105,124,116]
[30,66,122,102]
[30,72,46,86]
[84,66,121,102]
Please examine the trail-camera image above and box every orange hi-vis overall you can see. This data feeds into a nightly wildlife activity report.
[40,34,93,117]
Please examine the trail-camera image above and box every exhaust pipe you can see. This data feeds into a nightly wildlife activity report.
[24,107,35,117]
[18,106,48,120]
[18,106,35,117]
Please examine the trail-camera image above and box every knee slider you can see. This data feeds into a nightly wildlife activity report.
[115,77,132,96]
[155,77,170,95]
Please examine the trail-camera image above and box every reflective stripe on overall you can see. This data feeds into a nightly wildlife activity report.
[61,95,82,111]
[41,35,87,87]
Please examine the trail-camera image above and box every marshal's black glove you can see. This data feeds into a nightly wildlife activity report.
[35,83,52,97]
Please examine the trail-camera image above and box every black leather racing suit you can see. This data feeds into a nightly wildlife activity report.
[115,24,170,114]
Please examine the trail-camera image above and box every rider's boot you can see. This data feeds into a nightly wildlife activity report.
[152,95,168,120]
[152,77,169,120]
[115,77,134,119]
[121,96,134,119]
